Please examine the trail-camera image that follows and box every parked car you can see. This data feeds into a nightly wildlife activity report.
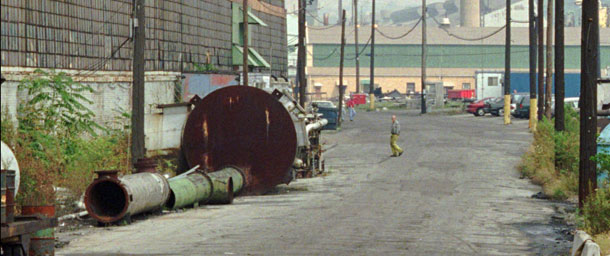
[311,100,336,109]
[513,95,530,118]
[511,93,529,115]
[484,97,514,116]
[467,97,494,116]
[551,97,579,115]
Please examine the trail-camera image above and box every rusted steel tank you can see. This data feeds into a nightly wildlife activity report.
[182,86,297,195]
[84,170,170,223]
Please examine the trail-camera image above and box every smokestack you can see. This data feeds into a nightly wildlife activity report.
[460,0,480,27]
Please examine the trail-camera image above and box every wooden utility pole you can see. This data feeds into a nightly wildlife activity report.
[537,0,544,120]
[369,0,376,110]
[529,0,538,130]
[298,0,307,107]
[354,0,360,93]
[579,0,598,208]
[131,0,145,164]
[338,0,342,25]
[504,0,512,125]
[554,0,565,131]
[338,10,346,127]
[243,0,249,86]
[545,0,553,119]
[421,0,427,114]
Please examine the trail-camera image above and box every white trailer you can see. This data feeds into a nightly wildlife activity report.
[475,72,504,100]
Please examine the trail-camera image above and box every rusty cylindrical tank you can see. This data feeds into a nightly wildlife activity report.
[84,170,170,223]
[182,86,297,195]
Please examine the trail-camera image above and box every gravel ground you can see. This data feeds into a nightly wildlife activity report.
[57,111,573,255]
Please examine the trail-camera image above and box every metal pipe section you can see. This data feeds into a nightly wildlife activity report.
[306,119,328,134]
[166,172,213,210]
[206,172,234,204]
[84,170,170,223]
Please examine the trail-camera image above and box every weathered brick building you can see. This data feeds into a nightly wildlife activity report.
[1,0,287,151]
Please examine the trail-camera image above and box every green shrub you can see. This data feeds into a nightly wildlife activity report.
[582,186,610,235]
[0,69,132,206]
[518,108,580,199]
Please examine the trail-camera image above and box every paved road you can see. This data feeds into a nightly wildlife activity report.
[58,111,572,255]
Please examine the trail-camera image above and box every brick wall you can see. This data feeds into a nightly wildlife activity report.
[1,0,287,75]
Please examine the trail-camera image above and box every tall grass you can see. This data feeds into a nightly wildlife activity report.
[519,107,610,235]
[518,108,581,199]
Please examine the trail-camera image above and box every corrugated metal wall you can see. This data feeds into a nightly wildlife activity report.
[1,0,287,76]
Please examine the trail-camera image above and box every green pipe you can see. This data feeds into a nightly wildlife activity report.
[206,167,244,204]
[217,166,244,194]
[166,172,212,209]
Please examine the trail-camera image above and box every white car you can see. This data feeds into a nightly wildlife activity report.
[311,100,336,109]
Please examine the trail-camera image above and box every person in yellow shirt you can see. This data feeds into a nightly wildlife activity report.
[390,115,403,157]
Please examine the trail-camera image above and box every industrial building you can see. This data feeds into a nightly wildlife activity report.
[1,0,288,151]
[305,26,610,100]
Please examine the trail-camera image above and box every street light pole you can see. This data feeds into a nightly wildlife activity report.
[528,0,538,131]
[243,0,249,87]
[421,0,427,114]
[537,0,544,120]
[338,10,346,127]
[554,0,565,131]
[504,0,511,125]
[369,0,376,110]
[298,0,307,107]
[579,0,599,209]
[354,0,360,93]
[131,0,146,164]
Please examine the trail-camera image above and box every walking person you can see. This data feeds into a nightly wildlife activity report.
[390,115,403,157]
[347,99,356,121]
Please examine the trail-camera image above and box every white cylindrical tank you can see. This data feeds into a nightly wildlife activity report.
[1,141,20,196]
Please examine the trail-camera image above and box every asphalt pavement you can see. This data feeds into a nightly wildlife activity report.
[57,111,573,255]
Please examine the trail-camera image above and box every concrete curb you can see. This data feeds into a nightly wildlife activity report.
[572,230,602,256]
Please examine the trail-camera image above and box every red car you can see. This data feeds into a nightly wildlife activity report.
[467,97,494,116]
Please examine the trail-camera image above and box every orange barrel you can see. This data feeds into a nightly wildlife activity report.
[21,205,55,256]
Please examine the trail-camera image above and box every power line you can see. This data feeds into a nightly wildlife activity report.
[375,16,422,40]
[345,36,371,60]
[76,37,132,81]
[306,47,338,60]
[431,16,507,41]
[310,48,528,59]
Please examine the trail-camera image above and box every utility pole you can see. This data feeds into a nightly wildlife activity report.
[529,0,538,131]
[243,0,249,86]
[537,0,544,120]
[545,0,553,119]
[131,0,145,164]
[369,0,376,110]
[554,0,565,131]
[298,0,307,107]
[338,0,342,25]
[421,0,427,114]
[338,10,346,127]
[504,0,511,125]
[579,0,598,209]
[354,0,360,93]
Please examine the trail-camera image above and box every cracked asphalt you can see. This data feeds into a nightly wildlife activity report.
[57,111,572,255]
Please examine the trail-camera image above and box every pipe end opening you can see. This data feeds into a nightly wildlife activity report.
[86,180,127,222]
